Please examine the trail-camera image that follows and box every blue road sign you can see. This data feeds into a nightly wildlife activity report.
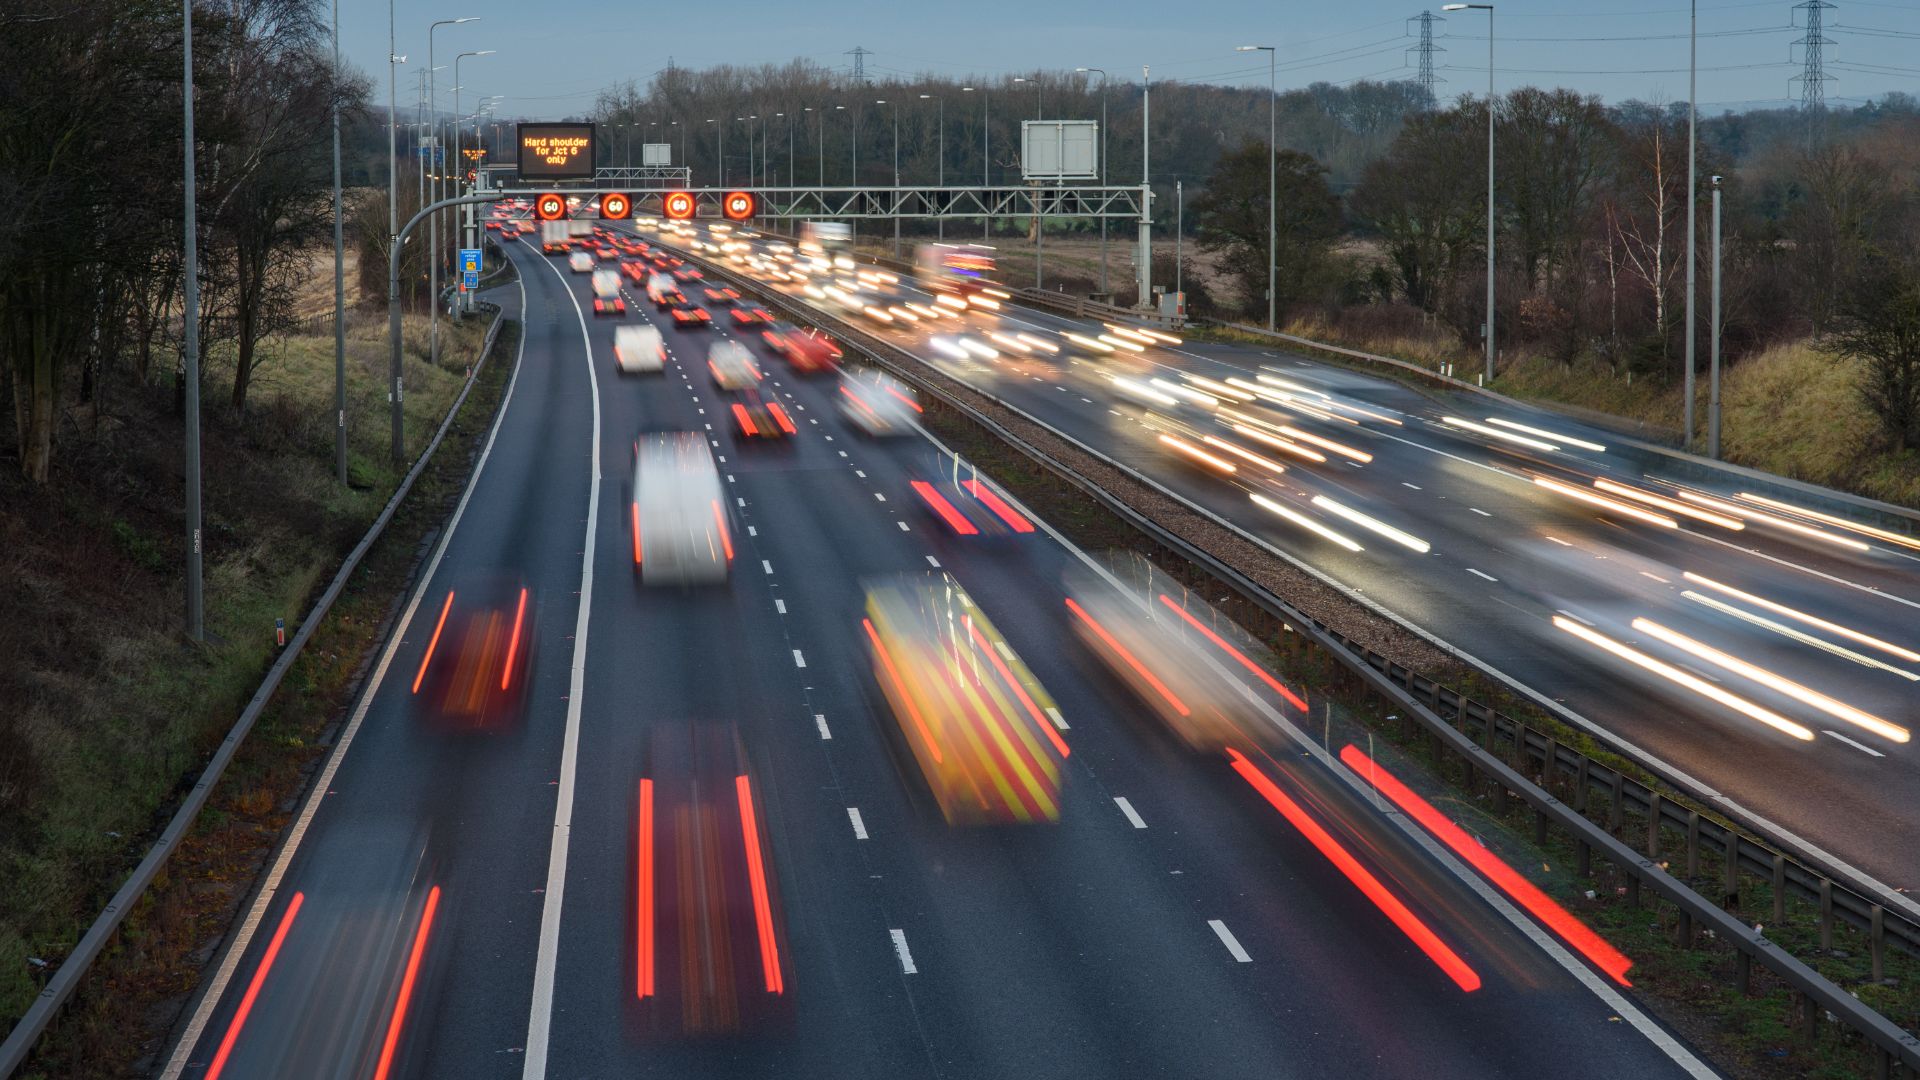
[463,271,479,291]
[459,248,482,276]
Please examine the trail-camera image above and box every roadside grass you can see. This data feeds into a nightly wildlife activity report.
[917,391,1920,1080]
[0,300,500,1072]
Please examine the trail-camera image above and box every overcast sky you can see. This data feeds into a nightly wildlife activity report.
[338,0,1917,120]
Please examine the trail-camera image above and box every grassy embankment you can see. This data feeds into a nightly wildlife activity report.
[0,292,512,1075]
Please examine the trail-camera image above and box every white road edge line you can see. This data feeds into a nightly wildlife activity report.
[159,273,533,1080]
[1114,797,1147,829]
[522,248,605,1080]
[1207,919,1252,962]
[889,928,918,974]
[847,807,869,839]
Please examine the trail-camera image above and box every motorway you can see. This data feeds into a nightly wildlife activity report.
[155,220,1715,1078]
[658,224,1920,902]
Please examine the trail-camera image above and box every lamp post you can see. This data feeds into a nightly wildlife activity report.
[737,117,753,188]
[707,118,722,185]
[1444,3,1495,383]
[1082,68,1113,294]
[1709,174,1723,458]
[331,0,346,485]
[452,49,492,319]
[1685,0,1699,448]
[920,94,944,240]
[183,0,204,639]
[673,119,682,172]
[427,18,477,379]
[877,99,899,255]
[1234,47,1275,326]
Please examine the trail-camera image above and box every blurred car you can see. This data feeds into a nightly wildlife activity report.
[568,251,593,273]
[630,432,732,585]
[671,266,705,283]
[907,456,1036,538]
[484,220,503,232]
[591,269,625,316]
[708,340,761,390]
[411,576,536,731]
[731,389,797,440]
[646,273,685,309]
[837,370,920,436]
[191,822,448,1078]
[620,259,649,284]
[862,573,1068,825]
[615,325,666,374]
[702,285,742,307]
[670,304,712,328]
[728,304,775,327]
[634,722,793,1035]
[1064,558,1306,750]
[765,324,842,373]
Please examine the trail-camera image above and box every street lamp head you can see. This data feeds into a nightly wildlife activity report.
[474,49,495,56]
[961,86,974,92]
[919,93,932,99]
[452,16,478,23]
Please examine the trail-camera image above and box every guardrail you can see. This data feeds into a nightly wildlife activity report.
[668,241,1920,1074]
[1208,319,1920,538]
[0,302,512,1077]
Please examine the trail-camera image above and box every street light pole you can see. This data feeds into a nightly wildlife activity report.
[1685,0,1699,448]
[427,18,477,383]
[331,0,346,485]
[1709,175,1723,458]
[877,99,899,256]
[453,50,492,318]
[920,94,943,240]
[1445,3,1496,382]
[1235,47,1275,326]
[183,0,204,640]
[1077,68,1109,295]
[1016,77,1041,287]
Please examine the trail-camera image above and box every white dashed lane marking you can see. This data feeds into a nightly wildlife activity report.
[1114,797,1147,829]
[1209,920,1252,963]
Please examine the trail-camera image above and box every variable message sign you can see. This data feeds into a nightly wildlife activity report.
[517,123,596,181]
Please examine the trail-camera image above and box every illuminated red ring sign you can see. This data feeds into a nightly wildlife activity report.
[662,191,697,221]
[722,191,757,221]
[600,192,632,219]
[534,193,567,221]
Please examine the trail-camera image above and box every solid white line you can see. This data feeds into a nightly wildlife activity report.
[1823,730,1886,757]
[523,247,606,1080]
[774,598,786,614]
[1208,919,1252,963]
[1113,797,1147,829]
[925,555,941,568]
[160,274,533,1080]
[815,714,832,740]
[793,649,807,668]
[1466,568,1498,582]
[847,807,869,839]
[889,929,918,974]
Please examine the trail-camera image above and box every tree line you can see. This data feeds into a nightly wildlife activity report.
[1,0,364,485]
